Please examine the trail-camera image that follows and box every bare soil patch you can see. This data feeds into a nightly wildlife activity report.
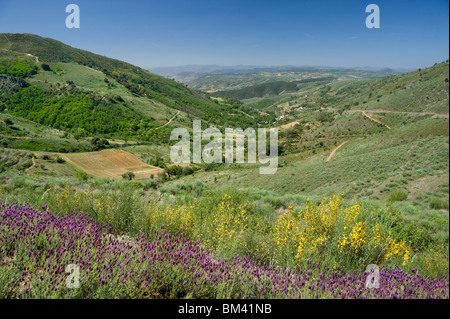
[60,149,164,180]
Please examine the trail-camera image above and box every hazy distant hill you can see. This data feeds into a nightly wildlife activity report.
[158,65,402,92]
[149,64,407,78]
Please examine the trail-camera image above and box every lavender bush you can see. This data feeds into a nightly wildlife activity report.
[0,201,448,299]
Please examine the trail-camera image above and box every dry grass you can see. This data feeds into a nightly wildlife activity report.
[280,121,300,129]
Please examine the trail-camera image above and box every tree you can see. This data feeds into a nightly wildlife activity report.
[122,172,135,181]
[316,111,334,123]
[41,64,51,71]
[165,165,183,178]
[182,166,194,176]
[90,137,109,151]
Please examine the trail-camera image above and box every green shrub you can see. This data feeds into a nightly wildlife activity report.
[182,166,194,176]
[388,189,408,203]
[0,60,38,77]
[143,179,158,190]
[55,155,65,163]
[149,156,166,168]
[41,64,51,71]
[122,172,135,181]
[429,197,449,210]
[130,181,143,188]
[75,171,89,181]
[264,195,286,209]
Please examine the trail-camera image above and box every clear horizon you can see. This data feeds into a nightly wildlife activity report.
[0,0,449,70]
[147,64,417,72]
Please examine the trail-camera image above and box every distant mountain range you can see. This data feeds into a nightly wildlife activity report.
[149,64,413,77]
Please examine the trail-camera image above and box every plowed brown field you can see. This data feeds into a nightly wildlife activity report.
[60,149,164,180]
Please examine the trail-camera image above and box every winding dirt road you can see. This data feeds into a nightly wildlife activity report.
[352,109,449,117]
[25,153,37,172]
[26,53,39,63]
[362,111,392,130]
[155,110,180,130]
[325,141,349,162]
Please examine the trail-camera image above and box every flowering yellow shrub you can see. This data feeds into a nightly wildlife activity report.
[201,194,248,252]
[273,195,413,269]
[273,206,301,255]
[385,236,411,266]
[45,185,116,225]
[275,196,348,264]
[148,202,195,236]
[44,188,416,270]
[349,222,366,253]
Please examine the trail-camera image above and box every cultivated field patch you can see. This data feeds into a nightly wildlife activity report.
[60,149,164,180]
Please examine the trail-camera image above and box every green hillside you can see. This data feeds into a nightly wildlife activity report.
[213,77,335,100]
[283,62,449,114]
[166,62,449,213]
[206,62,448,120]
[0,33,261,140]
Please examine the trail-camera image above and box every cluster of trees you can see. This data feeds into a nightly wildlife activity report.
[214,81,299,100]
[148,156,166,168]
[0,84,150,136]
[0,60,37,78]
[122,172,135,181]
[165,165,194,178]
[90,137,110,151]
[121,165,193,181]
[316,111,335,123]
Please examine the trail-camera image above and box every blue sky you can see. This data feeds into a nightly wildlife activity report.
[0,0,448,69]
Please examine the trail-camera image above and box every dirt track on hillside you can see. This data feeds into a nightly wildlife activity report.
[362,111,392,129]
[25,153,37,172]
[325,141,349,162]
[156,111,180,130]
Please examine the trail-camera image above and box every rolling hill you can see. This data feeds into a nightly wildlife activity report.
[0,33,260,142]
[167,61,449,211]
[213,77,336,100]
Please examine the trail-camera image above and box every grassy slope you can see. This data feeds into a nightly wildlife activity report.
[167,63,449,210]
[306,62,449,114]
[172,125,448,200]
[218,62,449,119]
[28,62,173,126]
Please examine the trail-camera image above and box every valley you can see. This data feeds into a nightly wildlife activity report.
[0,33,448,300]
